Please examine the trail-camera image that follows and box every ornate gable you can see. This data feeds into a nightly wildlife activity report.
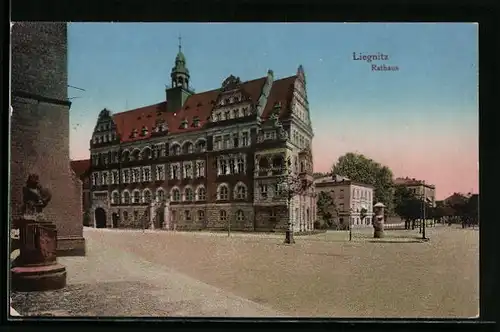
[221,75,242,92]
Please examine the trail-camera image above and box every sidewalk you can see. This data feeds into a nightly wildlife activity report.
[10,231,285,317]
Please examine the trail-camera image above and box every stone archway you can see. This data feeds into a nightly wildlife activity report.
[95,208,107,228]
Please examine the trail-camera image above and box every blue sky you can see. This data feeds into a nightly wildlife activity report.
[68,23,478,198]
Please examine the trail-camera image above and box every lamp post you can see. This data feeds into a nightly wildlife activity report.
[422,191,428,240]
[348,208,353,242]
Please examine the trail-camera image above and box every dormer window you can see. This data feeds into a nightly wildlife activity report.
[274,101,282,110]
[141,126,148,136]
[193,116,200,127]
[197,102,202,107]
[131,129,138,138]
[180,119,188,129]
[224,98,230,105]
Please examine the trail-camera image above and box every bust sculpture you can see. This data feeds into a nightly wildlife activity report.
[22,173,52,220]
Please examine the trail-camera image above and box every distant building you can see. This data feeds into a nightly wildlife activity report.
[314,175,374,227]
[394,177,436,206]
[70,159,91,213]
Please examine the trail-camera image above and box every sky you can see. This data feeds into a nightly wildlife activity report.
[68,23,478,199]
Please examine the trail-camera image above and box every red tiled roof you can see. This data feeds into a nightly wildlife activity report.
[262,76,297,120]
[111,74,297,143]
[70,159,90,178]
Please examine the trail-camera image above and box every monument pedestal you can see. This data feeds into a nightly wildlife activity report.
[11,218,67,292]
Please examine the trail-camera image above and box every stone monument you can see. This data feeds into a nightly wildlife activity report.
[11,174,67,291]
[10,22,86,256]
[373,202,385,238]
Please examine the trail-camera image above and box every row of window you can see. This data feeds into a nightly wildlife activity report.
[216,155,247,176]
[91,140,208,166]
[213,131,250,150]
[212,107,250,122]
[91,161,206,186]
[92,132,116,144]
[108,182,249,205]
[121,209,247,223]
[291,129,310,150]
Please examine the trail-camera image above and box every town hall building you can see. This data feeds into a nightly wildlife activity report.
[87,44,316,232]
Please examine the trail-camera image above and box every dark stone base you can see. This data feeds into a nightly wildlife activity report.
[57,236,86,256]
[374,230,384,238]
[11,263,67,292]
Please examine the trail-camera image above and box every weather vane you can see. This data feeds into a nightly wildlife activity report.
[178,34,182,52]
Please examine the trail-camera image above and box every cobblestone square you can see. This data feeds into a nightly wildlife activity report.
[11,226,478,318]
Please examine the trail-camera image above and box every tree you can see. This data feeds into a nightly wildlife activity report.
[393,186,422,229]
[466,194,479,226]
[316,191,337,228]
[313,172,329,179]
[331,153,395,212]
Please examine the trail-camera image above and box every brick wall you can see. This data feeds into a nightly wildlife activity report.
[10,22,85,256]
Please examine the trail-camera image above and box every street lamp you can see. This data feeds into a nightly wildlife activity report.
[348,208,353,242]
[422,192,428,241]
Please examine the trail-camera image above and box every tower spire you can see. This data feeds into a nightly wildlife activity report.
[178,34,182,53]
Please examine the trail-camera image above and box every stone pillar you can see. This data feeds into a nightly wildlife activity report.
[10,22,85,256]
[149,203,155,230]
[373,202,386,238]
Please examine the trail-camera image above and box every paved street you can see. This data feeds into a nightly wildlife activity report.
[11,225,478,318]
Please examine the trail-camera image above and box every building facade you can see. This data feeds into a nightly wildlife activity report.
[314,175,374,227]
[394,177,436,206]
[70,159,91,214]
[88,46,315,232]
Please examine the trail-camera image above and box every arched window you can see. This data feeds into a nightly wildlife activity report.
[143,189,152,204]
[172,188,181,202]
[219,210,227,222]
[234,183,247,200]
[122,150,130,162]
[184,187,194,201]
[111,191,119,204]
[197,186,206,201]
[170,143,181,156]
[156,188,165,202]
[132,190,141,204]
[131,149,141,161]
[122,191,131,204]
[236,210,245,221]
[217,184,229,200]
[182,141,194,154]
[141,147,152,160]
[272,155,284,169]
[195,139,206,152]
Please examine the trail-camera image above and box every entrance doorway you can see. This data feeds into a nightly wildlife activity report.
[155,208,164,229]
[112,213,119,228]
[95,208,107,228]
